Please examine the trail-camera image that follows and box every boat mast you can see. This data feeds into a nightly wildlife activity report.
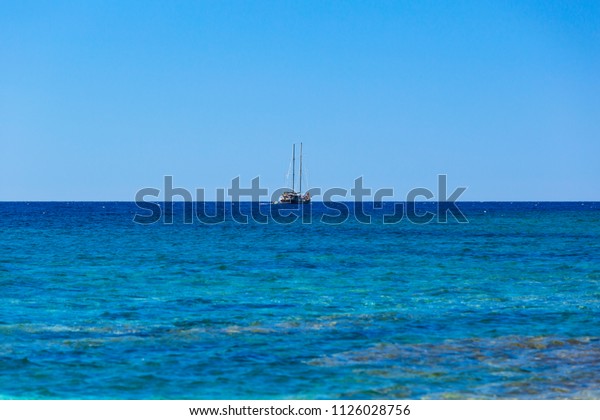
[292,144,296,192]
[299,142,303,196]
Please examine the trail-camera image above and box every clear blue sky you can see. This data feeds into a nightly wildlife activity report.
[1,1,598,200]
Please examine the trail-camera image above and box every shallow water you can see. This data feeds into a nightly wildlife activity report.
[1,202,599,399]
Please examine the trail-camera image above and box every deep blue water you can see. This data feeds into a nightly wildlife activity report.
[1,202,599,399]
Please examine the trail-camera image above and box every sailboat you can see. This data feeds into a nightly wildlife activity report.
[278,143,311,204]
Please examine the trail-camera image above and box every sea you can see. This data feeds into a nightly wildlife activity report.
[1,201,599,399]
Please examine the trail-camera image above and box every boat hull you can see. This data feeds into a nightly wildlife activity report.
[278,189,311,204]
[277,199,311,204]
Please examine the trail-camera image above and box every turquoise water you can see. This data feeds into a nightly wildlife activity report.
[1,202,599,399]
